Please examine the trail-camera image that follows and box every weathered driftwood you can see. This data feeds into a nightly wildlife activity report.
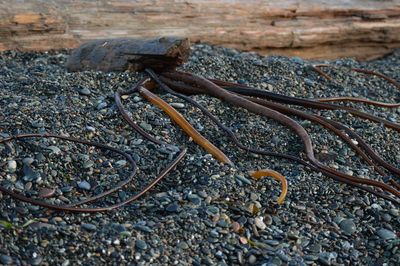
[66,37,190,72]
[1,0,400,60]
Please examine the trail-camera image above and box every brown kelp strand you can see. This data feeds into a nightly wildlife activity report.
[250,169,288,205]
[137,85,233,165]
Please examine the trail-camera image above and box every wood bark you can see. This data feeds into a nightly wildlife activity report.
[1,0,400,60]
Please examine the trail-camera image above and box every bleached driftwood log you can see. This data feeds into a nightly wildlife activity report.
[1,0,400,60]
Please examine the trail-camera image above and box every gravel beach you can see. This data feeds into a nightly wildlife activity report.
[0,45,399,265]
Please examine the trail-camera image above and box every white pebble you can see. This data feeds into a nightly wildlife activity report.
[7,160,17,173]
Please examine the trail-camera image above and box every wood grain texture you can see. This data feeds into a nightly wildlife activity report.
[1,0,400,59]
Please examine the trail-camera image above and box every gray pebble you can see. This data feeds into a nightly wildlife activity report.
[376,228,397,240]
[304,255,318,261]
[177,241,189,249]
[77,87,91,95]
[389,208,399,217]
[235,174,251,185]
[78,181,91,190]
[140,122,152,131]
[81,223,97,231]
[166,203,179,213]
[61,186,73,193]
[187,194,202,205]
[318,252,337,266]
[264,239,280,246]
[47,145,61,155]
[0,254,12,265]
[339,219,357,235]
[135,239,148,250]
[22,164,40,182]
[170,102,185,109]
[22,157,34,165]
[82,160,94,169]
[133,96,142,102]
[85,126,96,132]
[97,102,107,110]
[133,224,153,233]
[115,160,127,167]
[248,254,257,264]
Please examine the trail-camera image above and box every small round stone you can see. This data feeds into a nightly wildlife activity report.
[6,160,17,173]
[166,203,179,213]
[339,219,357,235]
[135,239,148,250]
[0,254,12,265]
[78,181,91,190]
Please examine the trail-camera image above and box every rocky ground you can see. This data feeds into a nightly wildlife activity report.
[0,45,399,265]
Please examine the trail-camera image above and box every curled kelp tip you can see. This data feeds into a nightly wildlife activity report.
[250,169,288,205]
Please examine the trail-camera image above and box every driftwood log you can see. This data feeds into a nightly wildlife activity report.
[0,0,400,60]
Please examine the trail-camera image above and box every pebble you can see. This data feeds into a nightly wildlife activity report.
[304,255,318,261]
[140,122,152,131]
[77,87,91,95]
[166,203,179,213]
[248,254,257,264]
[187,194,202,205]
[133,224,153,233]
[61,186,73,193]
[85,126,96,132]
[133,96,142,102]
[318,252,337,266]
[254,217,267,230]
[376,228,397,240]
[170,102,185,109]
[22,164,40,182]
[264,240,280,246]
[29,256,43,266]
[81,223,97,231]
[25,182,32,190]
[38,187,56,198]
[135,239,148,250]
[339,219,357,235]
[231,222,241,233]
[97,102,107,110]
[177,241,189,249]
[78,181,91,190]
[389,208,399,217]
[264,214,273,225]
[0,254,12,265]
[235,174,252,185]
[115,160,127,167]
[6,160,17,172]
[47,145,61,155]
[82,160,94,169]
[131,139,143,145]
[22,157,34,165]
